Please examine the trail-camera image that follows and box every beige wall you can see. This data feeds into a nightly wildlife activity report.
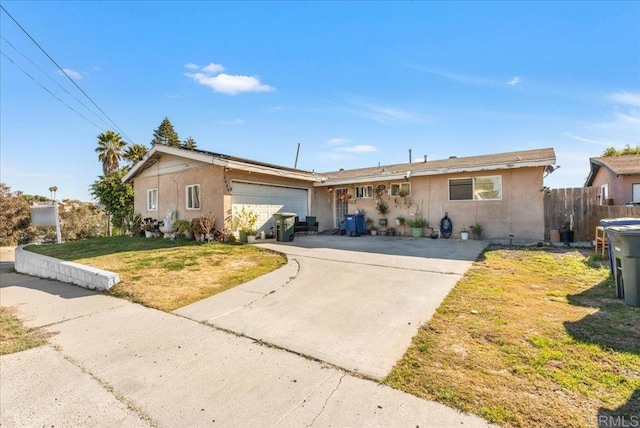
[311,167,546,240]
[591,169,640,205]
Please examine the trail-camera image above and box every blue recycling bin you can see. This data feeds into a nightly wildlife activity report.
[604,225,640,307]
[600,218,640,297]
[344,214,365,237]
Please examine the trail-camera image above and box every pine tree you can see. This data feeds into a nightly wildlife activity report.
[182,136,197,149]
[151,117,181,147]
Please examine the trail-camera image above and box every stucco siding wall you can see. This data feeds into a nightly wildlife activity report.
[590,169,639,205]
[133,159,225,230]
[312,167,545,240]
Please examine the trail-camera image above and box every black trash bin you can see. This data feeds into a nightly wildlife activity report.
[600,218,640,297]
[604,225,640,307]
[272,212,297,242]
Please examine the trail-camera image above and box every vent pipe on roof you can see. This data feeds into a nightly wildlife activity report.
[294,142,300,169]
[409,149,412,164]
[424,155,428,163]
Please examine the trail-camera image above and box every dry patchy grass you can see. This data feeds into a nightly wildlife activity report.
[386,247,640,427]
[28,237,287,312]
[0,307,49,355]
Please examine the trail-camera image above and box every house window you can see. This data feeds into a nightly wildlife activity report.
[390,182,411,196]
[600,184,609,205]
[147,189,158,211]
[186,184,201,210]
[449,176,502,201]
[355,185,373,199]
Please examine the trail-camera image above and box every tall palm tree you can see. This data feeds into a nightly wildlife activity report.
[123,143,148,167]
[95,130,126,176]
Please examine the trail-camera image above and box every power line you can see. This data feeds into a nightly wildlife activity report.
[1,35,110,128]
[1,50,106,131]
[0,5,134,143]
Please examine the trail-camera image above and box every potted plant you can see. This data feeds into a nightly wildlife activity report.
[365,217,374,234]
[460,226,470,240]
[560,222,574,243]
[470,222,484,240]
[406,217,427,238]
[123,212,142,237]
[369,224,378,236]
[375,199,390,226]
[142,218,158,238]
[174,219,193,240]
[234,207,258,243]
[395,215,405,226]
[387,226,396,236]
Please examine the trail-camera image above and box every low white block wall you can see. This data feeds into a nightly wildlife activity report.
[14,245,120,291]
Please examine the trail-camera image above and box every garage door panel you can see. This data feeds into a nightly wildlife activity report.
[232,183,308,235]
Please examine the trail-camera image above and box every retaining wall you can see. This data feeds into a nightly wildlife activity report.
[14,245,119,291]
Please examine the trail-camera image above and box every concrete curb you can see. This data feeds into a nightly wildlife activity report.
[14,245,119,290]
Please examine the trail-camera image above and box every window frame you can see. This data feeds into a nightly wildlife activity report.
[147,189,158,211]
[185,184,201,210]
[448,175,502,201]
[390,182,411,196]
[354,185,373,199]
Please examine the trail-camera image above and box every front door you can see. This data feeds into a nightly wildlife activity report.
[334,188,348,228]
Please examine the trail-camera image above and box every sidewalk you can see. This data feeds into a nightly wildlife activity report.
[1,266,491,427]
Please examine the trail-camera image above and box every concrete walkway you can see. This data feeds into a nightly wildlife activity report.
[1,241,491,427]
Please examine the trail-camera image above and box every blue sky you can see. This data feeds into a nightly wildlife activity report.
[1,1,639,201]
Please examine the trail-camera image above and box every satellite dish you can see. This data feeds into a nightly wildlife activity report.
[377,185,386,191]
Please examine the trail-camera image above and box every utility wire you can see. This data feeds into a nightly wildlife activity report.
[0,5,134,143]
[1,50,106,131]
[1,35,109,128]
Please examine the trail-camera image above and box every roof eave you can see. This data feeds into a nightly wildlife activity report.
[122,144,323,183]
[315,158,555,187]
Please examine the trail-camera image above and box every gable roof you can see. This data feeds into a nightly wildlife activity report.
[317,148,556,186]
[584,154,640,187]
[122,144,321,183]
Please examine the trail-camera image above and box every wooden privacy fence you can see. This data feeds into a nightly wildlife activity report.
[544,187,640,241]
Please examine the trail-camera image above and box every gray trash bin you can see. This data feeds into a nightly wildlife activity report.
[600,218,640,297]
[604,225,640,307]
[272,212,297,242]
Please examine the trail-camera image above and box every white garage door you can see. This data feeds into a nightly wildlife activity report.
[232,182,308,235]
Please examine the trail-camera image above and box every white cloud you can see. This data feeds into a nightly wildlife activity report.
[59,68,82,80]
[201,63,225,73]
[607,91,640,107]
[563,132,609,146]
[326,138,351,146]
[405,64,491,86]
[507,76,521,86]
[184,62,275,95]
[348,100,430,125]
[335,144,377,153]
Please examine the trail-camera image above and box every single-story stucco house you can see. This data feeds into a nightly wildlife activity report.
[584,154,640,206]
[123,145,556,240]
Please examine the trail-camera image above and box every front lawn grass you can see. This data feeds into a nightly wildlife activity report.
[0,307,49,355]
[386,247,640,427]
[27,236,287,311]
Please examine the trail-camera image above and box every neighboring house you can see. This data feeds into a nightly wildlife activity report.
[584,155,640,206]
[123,145,556,240]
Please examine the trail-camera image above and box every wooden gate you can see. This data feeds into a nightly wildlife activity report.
[544,187,640,241]
[543,188,597,241]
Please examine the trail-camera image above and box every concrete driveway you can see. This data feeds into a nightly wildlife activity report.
[175,235,488,379]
